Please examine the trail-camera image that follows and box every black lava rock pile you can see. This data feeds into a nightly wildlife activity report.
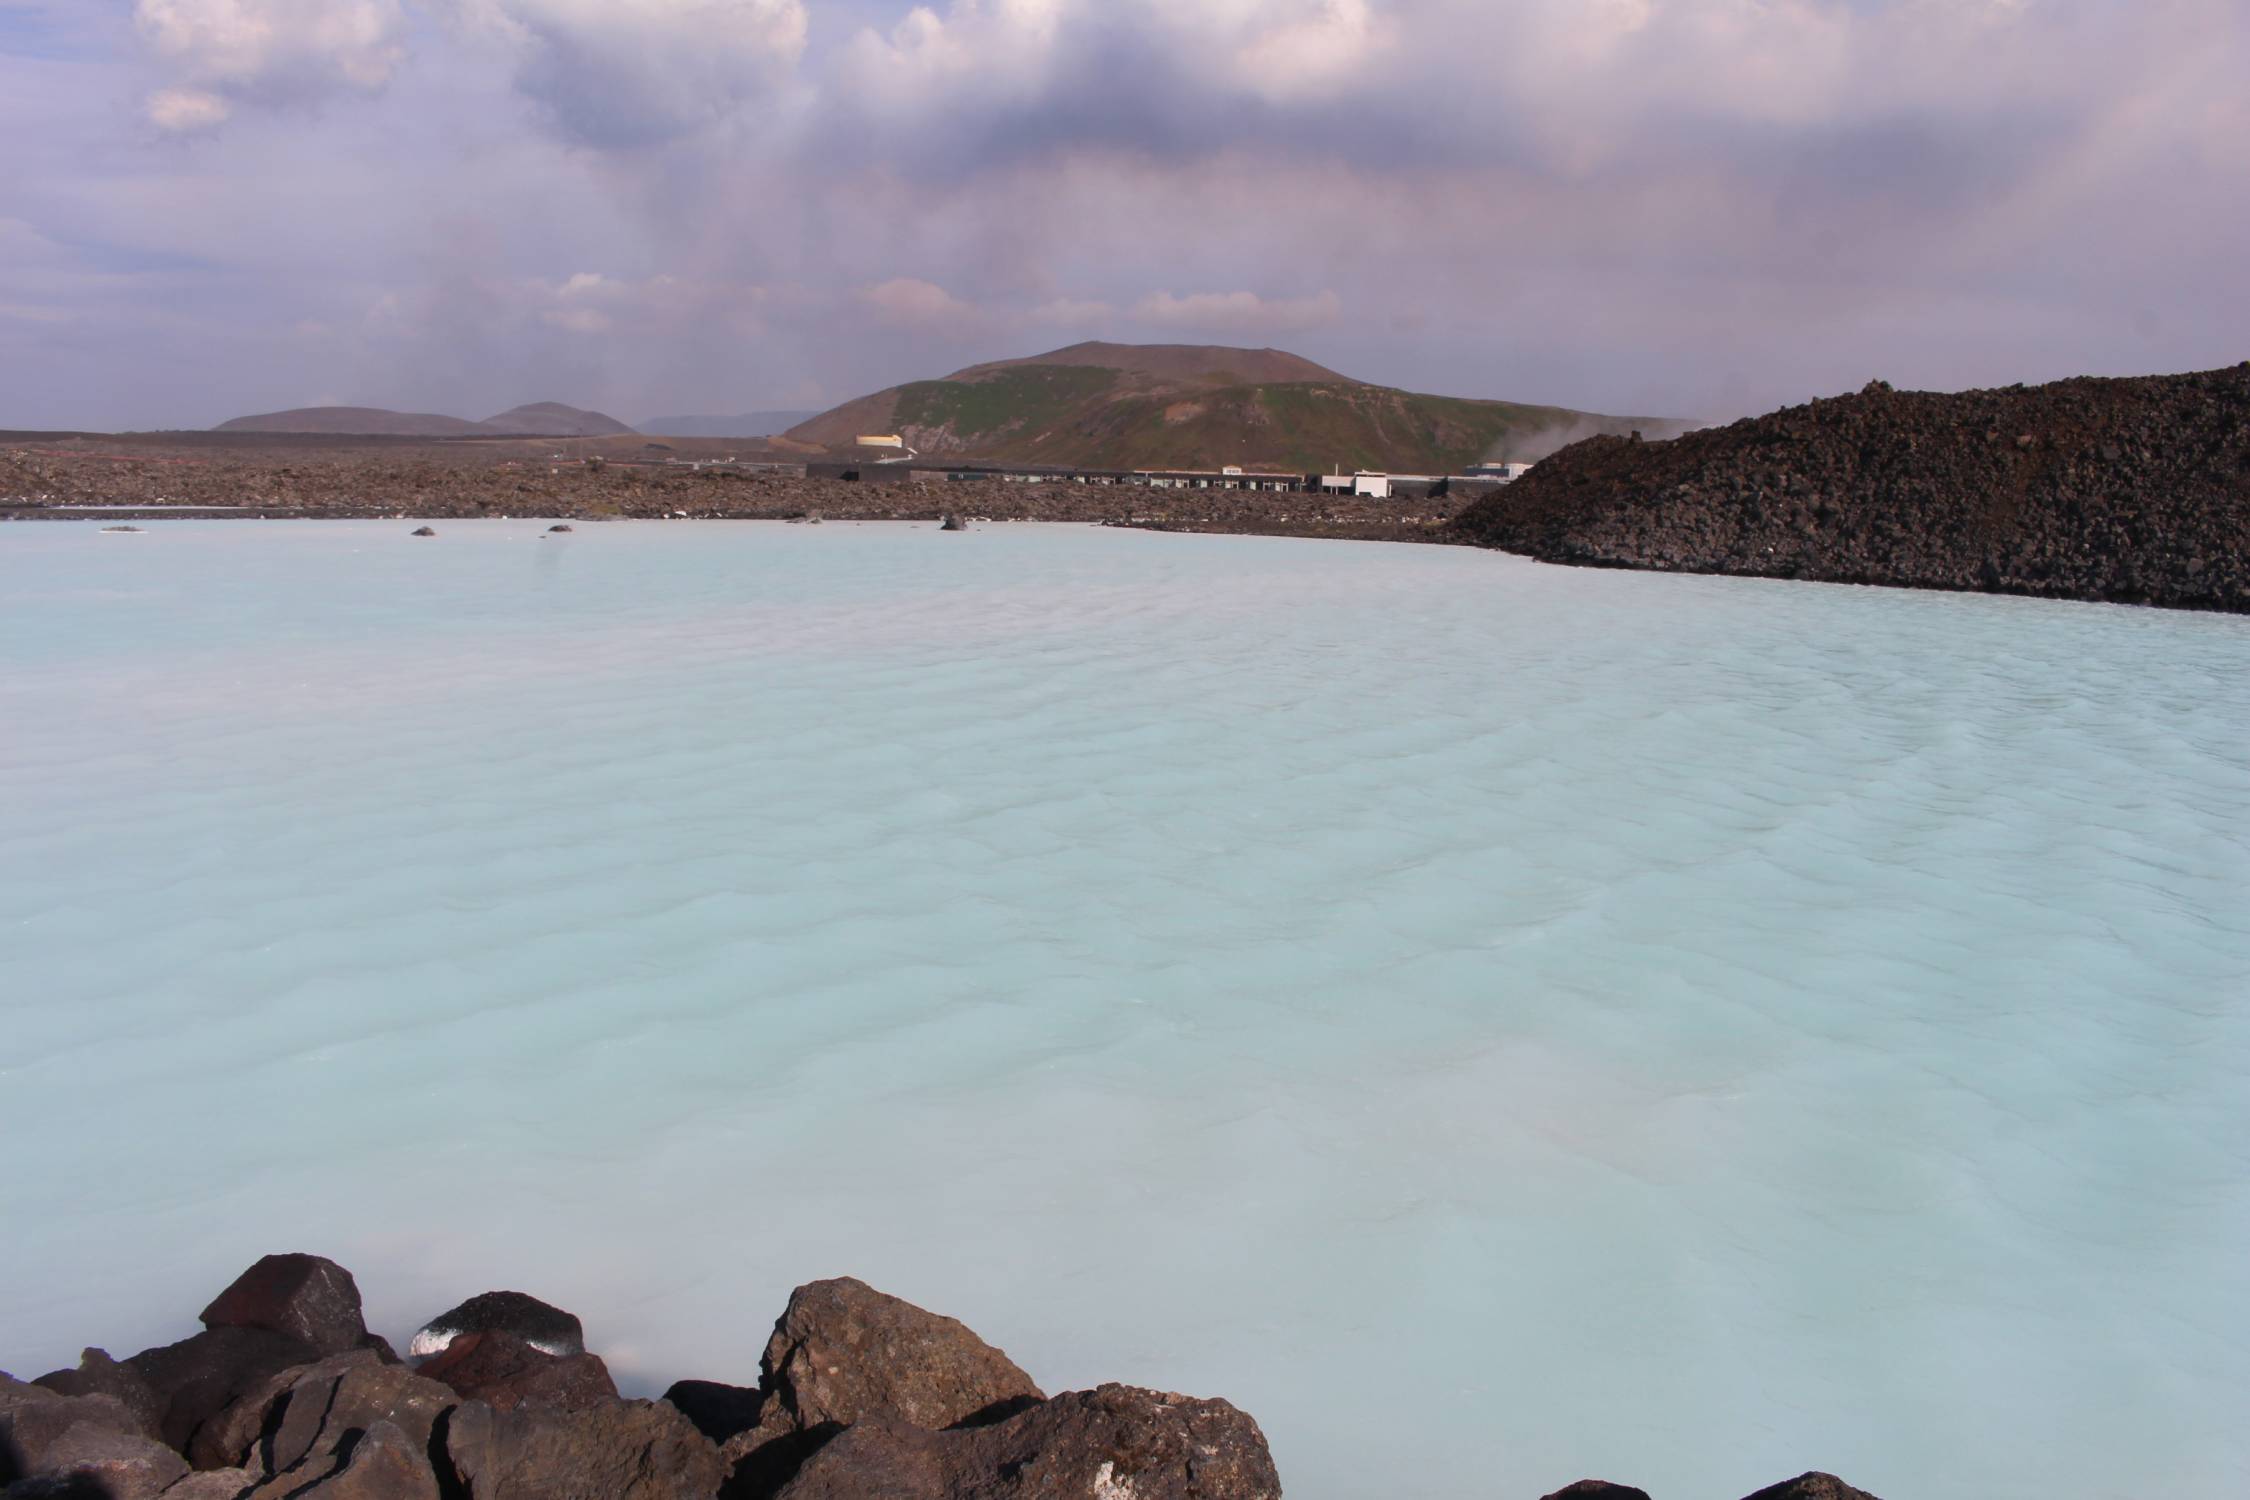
[1449,363,2250,612]
[2,1253,1885,1500]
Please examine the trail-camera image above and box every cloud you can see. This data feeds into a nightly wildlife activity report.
[458,0,808,147]
[1134,289,1343,335]
[1029,297,1116,329]
[133,0,409,130]
[859,277,976,328]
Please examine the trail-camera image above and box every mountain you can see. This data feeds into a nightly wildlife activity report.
[481,403,635,437]
[214,407,495,437]
[784,341,1660,473]
[639,411,820,438]
[1447,365,2250,613]
[214,402,634,438]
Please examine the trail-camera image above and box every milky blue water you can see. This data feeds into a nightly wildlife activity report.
[3,521,2245,1499]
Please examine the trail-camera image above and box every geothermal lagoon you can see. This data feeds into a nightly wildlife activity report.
[2,521,2244,1499]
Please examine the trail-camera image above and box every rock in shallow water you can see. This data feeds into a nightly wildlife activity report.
[1541,1484,1654,1500]
[759,1277,1043,1433]
[410,1291,586,1359]
[415,1332,617,1413]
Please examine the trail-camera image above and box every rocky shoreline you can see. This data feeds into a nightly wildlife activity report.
[1448,364,2250,613]
[4,1255,1883,1500]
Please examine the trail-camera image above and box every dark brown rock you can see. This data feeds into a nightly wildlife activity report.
[220,1360,456,1480]
[191,1352,377,1472]
[32,1351,162,1441]
[410,1292,584,1360]
[122,1329,321,1463]
[661,1380,763,1446]
[1740,1476,1882,1500]
[411,527,437,537]
[441,1396,723,1500]
[158,1467,261,1500]
[241,1420,438,1500]
[415,1333,616,1413]
[2,1422,189,1500]
[771,1384,1280,1500]
[1449,363,2250,614]
[717,1279,1046,1497]
[3,1376,178,1494]
[1543,1484,1654,1500]
[759,1279,1043,1434]
[200,1255,372,1358]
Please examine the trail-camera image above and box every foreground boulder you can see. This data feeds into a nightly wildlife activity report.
[411,1292,585,1359]
[124,1326,322,1458]
[200,1254,375,1360]
[192,1351,456,1475]
[241,1418,438,1500]
[416,1332,617,1413]
[662,1379,764,1446]
[772,1384,1280,1500]
[3,1376,187,1499]
[441,1396,723,1500]
[31,1350,163,1440]
[759,1279,1042,1433]
[716,1278,1047,1494]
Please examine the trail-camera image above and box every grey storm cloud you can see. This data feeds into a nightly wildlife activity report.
[0,0,2244,431]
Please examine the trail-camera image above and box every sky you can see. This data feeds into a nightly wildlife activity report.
[2,0,2246,430]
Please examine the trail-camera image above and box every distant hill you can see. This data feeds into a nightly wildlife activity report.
[483,403,635,437]
[639,411,819,438]
[214,406,494,437]
[215,402,634,438]
[786,341,1660,473]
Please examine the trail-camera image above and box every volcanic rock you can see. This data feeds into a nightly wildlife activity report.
[32,1350,163,1440]
[161,1467,263,1500]
[440,1395,723,1500]
[939,514,966,531]
[758,1278,1043,1434]
[770,1384,1280,1500]
[194,1352,455,1477]
[200,1254,372,1358]
[240,1419,439,1500]
[411,526,436,537]
[2,1422,189,1500]
[547,524,573,533]
[715,1278,1046,1496]
[409,1292,584,1359]
[660,1379,764,1446]
[1448,363,2250,613]
[415,1333,616,1413]
[2,1376,180,1495]
[124,1327,321,1458]
[1542,1484,1654,1500]
[1739,1475,1883,1500]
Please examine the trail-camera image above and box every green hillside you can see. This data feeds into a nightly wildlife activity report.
[787,342,1660,472]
